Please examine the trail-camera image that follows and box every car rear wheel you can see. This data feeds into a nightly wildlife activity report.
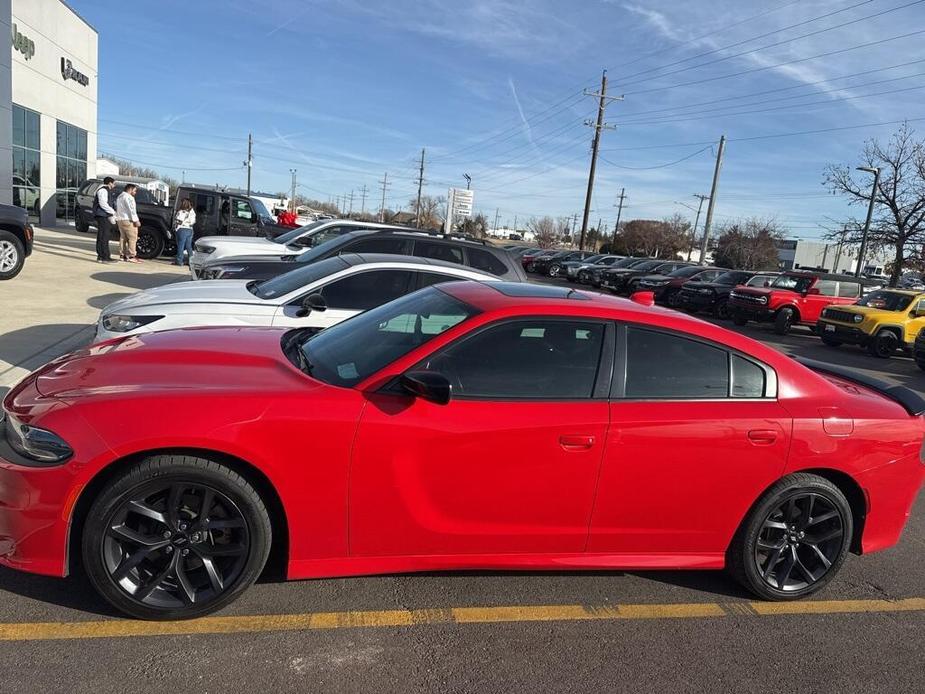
[136,227,165,259]
[774,307,796,335]
[867,329,898,358]
[0,231,25,280]
[75,210,90,233]
[728,473,852,601]
[82,455,271,620]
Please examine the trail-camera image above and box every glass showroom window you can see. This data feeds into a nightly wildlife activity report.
[12,105,41,221]
[56,120,87,223]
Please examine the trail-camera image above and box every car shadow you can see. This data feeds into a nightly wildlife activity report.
[90,271,185,291]
[87,293,131,310]
[0,323,90,371]
[0,568,120,618]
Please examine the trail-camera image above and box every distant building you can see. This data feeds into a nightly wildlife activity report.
[96,157,119,177]
[488,226,534,242]
[776,239,893,275]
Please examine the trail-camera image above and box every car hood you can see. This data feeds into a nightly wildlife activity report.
[101,280,260,314]
[203,254,295,267]
[731,287,776,297]
[197,235,278,249]
[683,280,731,290]
[638,274,671,283]
[34,327,314,401]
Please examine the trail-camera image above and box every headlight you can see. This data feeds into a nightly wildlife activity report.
[195,244,216,254]
[698,288,713,294]
[853,314,863,323]
[2,409,72,464]
[101,314,164,333]
[758,296,769,304]
[203,265,244,279]
[729,291,740,299]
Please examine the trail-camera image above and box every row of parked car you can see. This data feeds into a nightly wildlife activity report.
[510,245,925,369]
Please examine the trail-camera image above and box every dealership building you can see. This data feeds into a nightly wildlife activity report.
[1,0,97,226]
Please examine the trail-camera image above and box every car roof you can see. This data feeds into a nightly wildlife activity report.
[872,288,923,296]
[320,228,496,249]
[783,270,877,284]
[342,252,497,275]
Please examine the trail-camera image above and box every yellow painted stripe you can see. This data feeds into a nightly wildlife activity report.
[0,597,921,642]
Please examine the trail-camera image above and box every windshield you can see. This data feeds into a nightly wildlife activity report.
[297,287,480,387]
[294,232,358,263]
[771,274,814,293]
[668,266,703,278]
[250,256,350,299]
[580,254,605,263]
[856,290,915,311]
[273,220,329,245]
[632,260,663,272]
[249,197,273,219]
[609,257,639,268]
[715,271,751,285]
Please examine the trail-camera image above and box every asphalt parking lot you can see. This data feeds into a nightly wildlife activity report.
[0,234,923,693]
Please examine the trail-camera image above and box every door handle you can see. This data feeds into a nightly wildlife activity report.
[748,429,778,445]
[559,435,595,451]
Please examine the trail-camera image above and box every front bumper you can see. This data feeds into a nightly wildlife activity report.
[729,300,773,322]
[600,276,628,292]
[816,319,870,345]
[680,292,717,309]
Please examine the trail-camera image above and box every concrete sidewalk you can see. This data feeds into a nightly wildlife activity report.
[0,225,187,392]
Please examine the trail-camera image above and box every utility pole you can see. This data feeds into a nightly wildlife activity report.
[244,133,253,197]
[855,166,881,278]
[378,172,390,222]
[613,188,626,248]
[580,70,622,250]
[595,217,602,250]
[359,185,368,215]
[414,148,426,228]
[181,170,186,184]
[699,135,726,265]
[834,224,848,272]
[570,213,579,241]
[493,208,500,234]
[688,194,709,261]
[289,169,297,213]
[347,190,354,216]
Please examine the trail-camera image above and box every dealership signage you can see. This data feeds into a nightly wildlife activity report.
[61,58,90,86]
[444,187,474,233]
[11,24,35,61]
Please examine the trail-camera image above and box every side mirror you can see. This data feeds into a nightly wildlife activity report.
[296,293,327,317]
[400,370,451,405]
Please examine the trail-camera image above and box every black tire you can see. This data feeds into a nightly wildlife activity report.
[732,311,749,327]
[577,271,589,284]
[82,455,271,620]
[774,307,796,335]
[136,227,165,259]
[820,334,842,348]
[526,262,535,273]
[75,210,90,233]
[728,473,852,601]
[0,230,26,281]
[867,329,898,358]
[548,263,562,278]
[665,290,682,308]
[712,299,730,320]
[916,355,925,372]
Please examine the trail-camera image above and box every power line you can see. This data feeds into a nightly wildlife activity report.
[598,146,712,170]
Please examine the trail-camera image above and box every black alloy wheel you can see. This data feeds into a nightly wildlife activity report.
[773,307,796,335]
[713,299,730,319]
[83,456,271,620]
[666,290,682,308]
[867,329,898,358]
[135,228,165,260]
[729,473,852,600]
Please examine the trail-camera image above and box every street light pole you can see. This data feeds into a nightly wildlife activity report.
[855,166,881,278]
[463,173,471,190]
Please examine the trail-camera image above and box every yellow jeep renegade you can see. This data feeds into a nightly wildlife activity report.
[816,289,925,358]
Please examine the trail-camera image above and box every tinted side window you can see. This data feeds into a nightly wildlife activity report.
[732,355,765,398]
[467,247,507,276]
[319,270,414,311]
[417,272,466,289]
[815,280,838,296]
[837,281,860,298]
[232,200,254,220]
[413,240,464,264]
[425,321,605,399]
[625,328,729,399]
[344,237,410,255]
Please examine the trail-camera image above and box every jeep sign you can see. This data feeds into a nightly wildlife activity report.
[61,58,90,86]
[11,24,35,61]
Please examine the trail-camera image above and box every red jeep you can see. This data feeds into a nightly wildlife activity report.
[728,271,870,335]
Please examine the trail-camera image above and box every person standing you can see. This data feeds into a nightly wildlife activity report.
[93,177,117,263]
[173,198,196,266]
[115,184,141,263]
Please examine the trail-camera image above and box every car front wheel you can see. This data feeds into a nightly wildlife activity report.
[728,473,852,601]
[82,455,271,620]
[867,329,898,358]
[0,231,25,280]
[774,307,796,335]
[136,227,165,259]
[548,263,562,277]
[731,311,749,326]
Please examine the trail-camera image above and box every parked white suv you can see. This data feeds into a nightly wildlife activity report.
[189,219,412,279]
[96,254,501,342]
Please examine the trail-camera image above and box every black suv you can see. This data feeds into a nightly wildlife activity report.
[678,271,779,318]
[0,203,34,280]
[75,180,284,259]
[198,229,528,282]
[600,259,693,295]
[532,250,597,278]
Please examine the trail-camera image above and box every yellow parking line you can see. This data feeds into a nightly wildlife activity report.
[0,597,921,642]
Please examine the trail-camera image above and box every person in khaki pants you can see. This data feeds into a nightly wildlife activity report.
[115,184,141,262]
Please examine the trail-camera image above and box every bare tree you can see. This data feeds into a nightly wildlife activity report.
[713,218,785,270]
[529,216,559,248]
[824,123,925,285]
[408,195,446,231]
[612,219,687,258]
[459,213,489,238]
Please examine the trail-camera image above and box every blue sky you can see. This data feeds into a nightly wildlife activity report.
[77,0,925,238]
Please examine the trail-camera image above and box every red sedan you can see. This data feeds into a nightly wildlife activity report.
[2,282,923,620]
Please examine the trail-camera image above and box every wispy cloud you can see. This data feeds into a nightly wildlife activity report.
[508,77,535,148]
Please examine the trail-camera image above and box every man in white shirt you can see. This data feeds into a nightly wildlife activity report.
[115,184,141,262]
[93,177,117,262]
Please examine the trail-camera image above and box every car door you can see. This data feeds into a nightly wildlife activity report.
[904,297,925,344]
[802,279,839,321]
[227,198,259,236]
[349,318,614,556]
[273,268,417,330]
[588,325,792,558]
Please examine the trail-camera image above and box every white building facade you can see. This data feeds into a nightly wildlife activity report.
[776,239,893,276]
[4,0,97,226]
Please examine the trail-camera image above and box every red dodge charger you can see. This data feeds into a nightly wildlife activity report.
[1,282,923,620]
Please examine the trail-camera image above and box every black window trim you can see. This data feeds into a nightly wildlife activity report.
[612,322,778,401]
[287,266,416,309]
[390,316,616,402]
